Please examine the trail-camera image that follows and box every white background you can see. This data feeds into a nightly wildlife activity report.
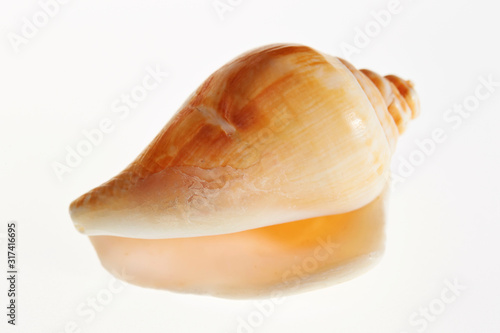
[1,0,500,332]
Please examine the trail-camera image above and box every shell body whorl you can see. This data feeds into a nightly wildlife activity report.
[70,44,418,239]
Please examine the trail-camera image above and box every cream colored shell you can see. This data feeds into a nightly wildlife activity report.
[69,44,419,298]
[70,44,417,239]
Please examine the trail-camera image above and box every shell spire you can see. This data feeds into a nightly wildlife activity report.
[336,58,420,151]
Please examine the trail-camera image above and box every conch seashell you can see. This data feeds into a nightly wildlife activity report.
[69,44,419,298]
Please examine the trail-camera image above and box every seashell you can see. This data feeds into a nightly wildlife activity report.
[69,44,419,298]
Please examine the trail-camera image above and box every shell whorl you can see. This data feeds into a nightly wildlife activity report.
[337,58,420,151]
[362,69,420,132]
